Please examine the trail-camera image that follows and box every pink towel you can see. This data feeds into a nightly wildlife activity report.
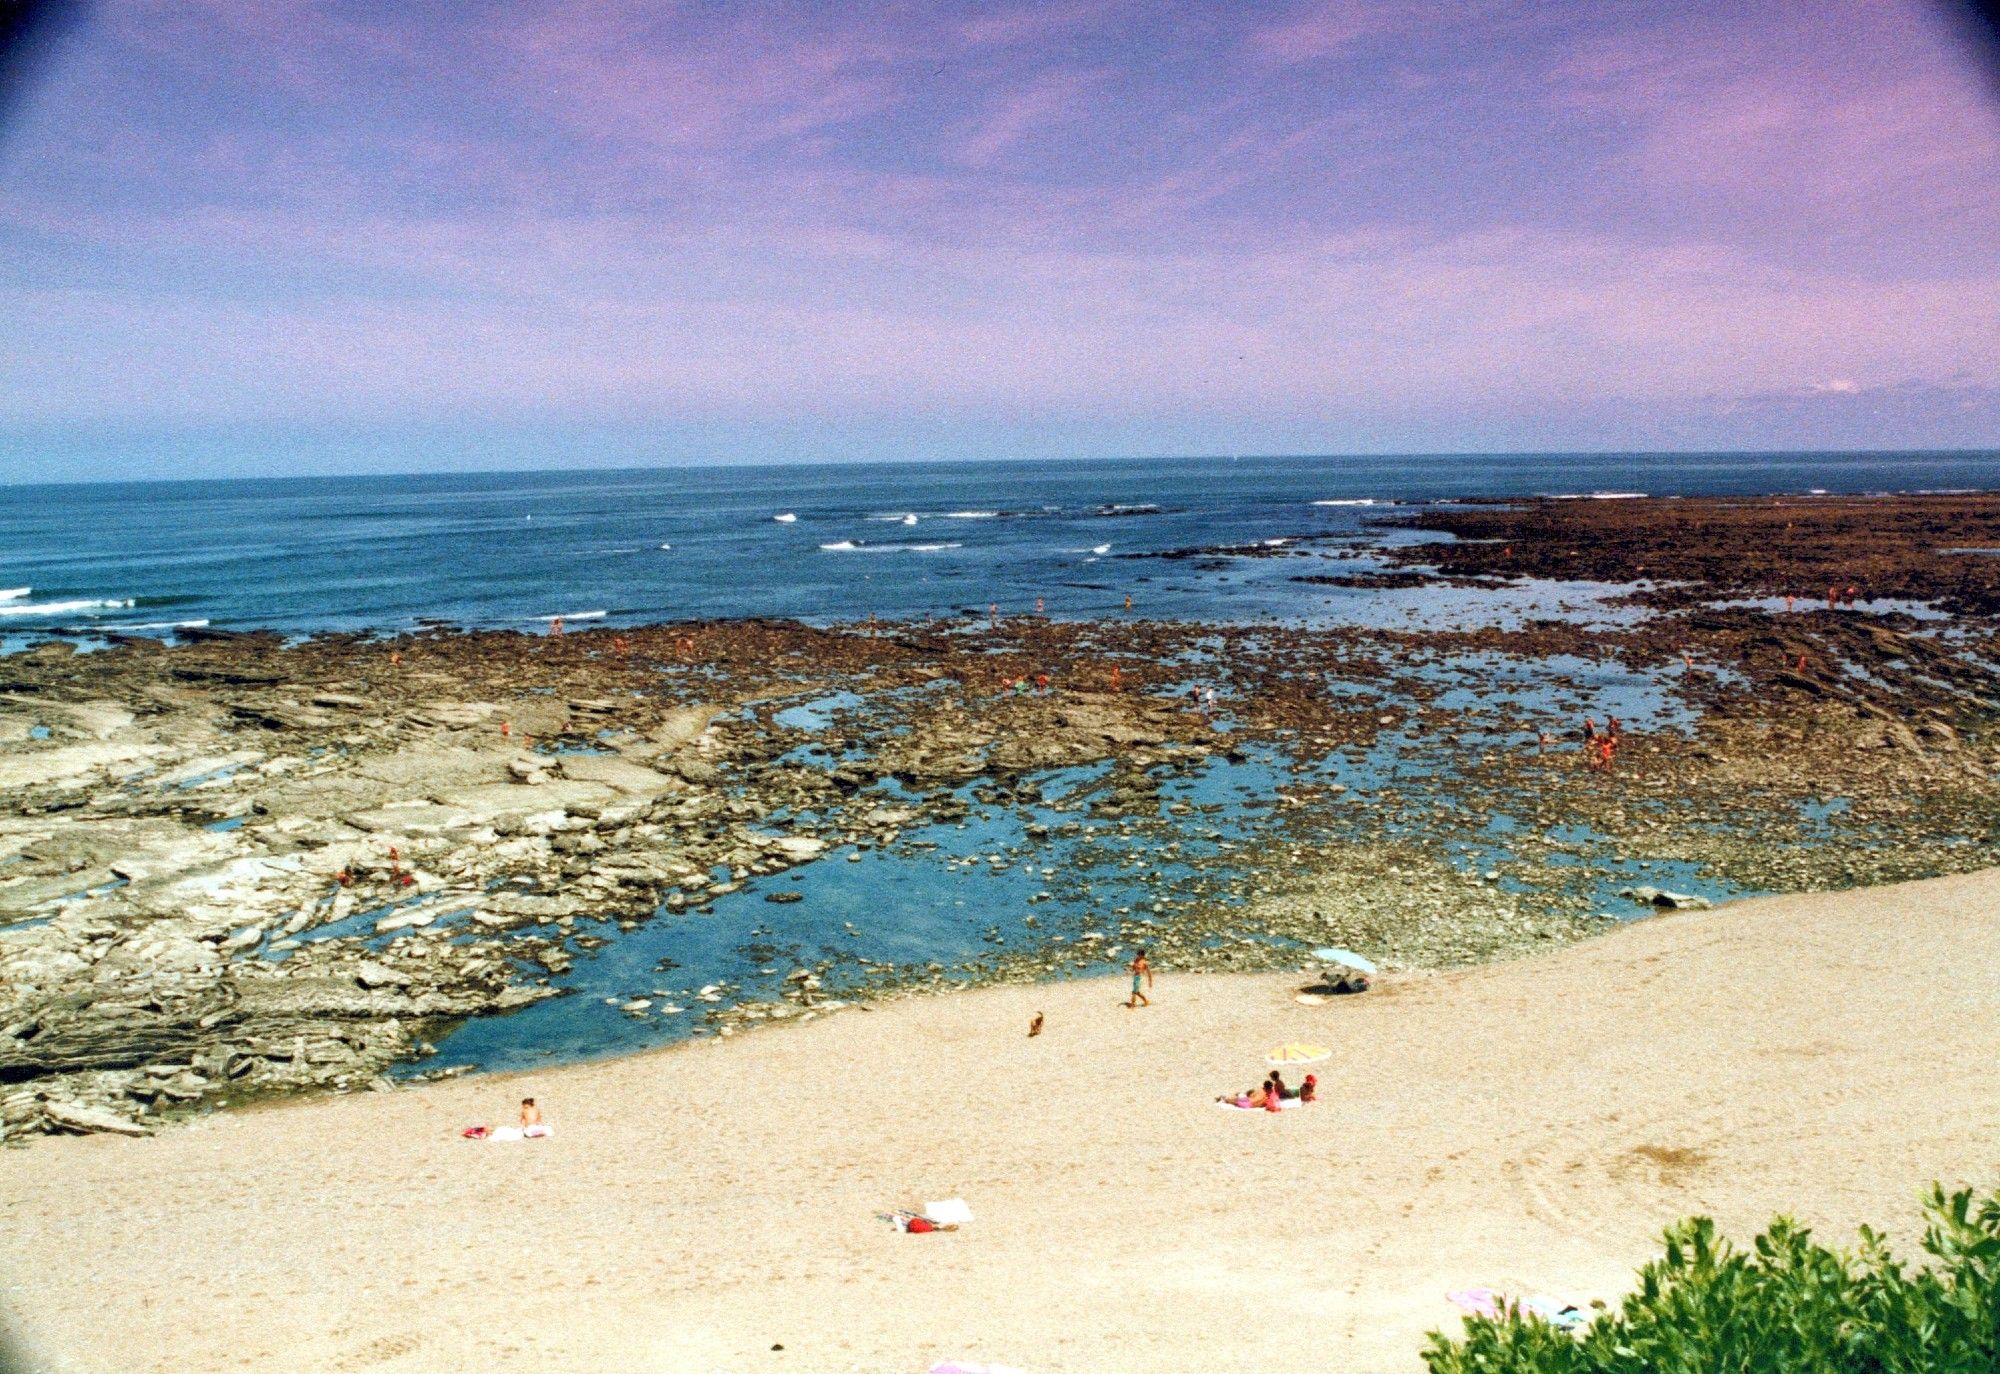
[1448,1288,1500,1319]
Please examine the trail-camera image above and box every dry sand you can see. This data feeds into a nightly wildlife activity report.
[5,869,1998,1374]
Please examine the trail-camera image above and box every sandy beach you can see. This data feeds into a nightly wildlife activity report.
[4,867,1997,1374]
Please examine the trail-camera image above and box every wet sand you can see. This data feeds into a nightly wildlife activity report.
[5,866,1997,1374]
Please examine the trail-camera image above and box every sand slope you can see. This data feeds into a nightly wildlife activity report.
[5,869,1999,1374]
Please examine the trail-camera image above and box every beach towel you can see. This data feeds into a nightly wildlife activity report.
[924,1198,973,1226]
[461,1125,490,1139]
[1448,1288,1500,1319]
[1524,1296,1588,1330]
[482,1125,551,1141]
[1215,1097,1305,1111]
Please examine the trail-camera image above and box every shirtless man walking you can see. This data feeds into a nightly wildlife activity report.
[1126,949,1153,1009]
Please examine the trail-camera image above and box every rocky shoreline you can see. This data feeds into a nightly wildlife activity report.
[3,494,1996,1141]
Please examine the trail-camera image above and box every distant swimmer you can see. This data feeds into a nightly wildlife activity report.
[1124,594,1133,611]
[1035,597,1045,615]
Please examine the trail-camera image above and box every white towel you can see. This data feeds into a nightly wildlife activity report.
[924,1198,973,1225]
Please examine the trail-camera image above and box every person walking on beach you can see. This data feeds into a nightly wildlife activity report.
[1126,949,1153,1008]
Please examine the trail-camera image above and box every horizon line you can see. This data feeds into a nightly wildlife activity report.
[5,445,1998,492]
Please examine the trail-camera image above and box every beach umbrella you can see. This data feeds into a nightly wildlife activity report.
[1312,947,1377,975]
[1265,1042,1332,1066]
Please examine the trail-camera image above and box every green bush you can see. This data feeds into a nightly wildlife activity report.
[1422,1186,2000,1373]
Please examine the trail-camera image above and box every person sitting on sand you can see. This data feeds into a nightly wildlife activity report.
[519,1097,550,1138]
[1271,1070,1298,1101]
[1029,1011,1044,1038]
[1300,1074,1317,1103]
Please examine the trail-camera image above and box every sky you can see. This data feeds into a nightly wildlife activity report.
[1,0,1998,482]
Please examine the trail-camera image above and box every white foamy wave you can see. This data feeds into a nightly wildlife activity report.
[1263,538,1291,547]
[820,540,859,551]
[943,511,999,519]
[772,512,797,523]
[866,514,921,525]
[0,587,28,601]
[0,598,135,617]
[820,540,962,553]
[537,610,607,622]
[118,619,211,631]
[1551,491,1647,500]
[1312,498,1378,507]
[1092,543,1112,555]
[658,543,672,550]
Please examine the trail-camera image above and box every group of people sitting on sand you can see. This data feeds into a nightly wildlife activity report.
[1218,1070,1317,1112]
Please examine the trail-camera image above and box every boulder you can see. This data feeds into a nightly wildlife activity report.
[44,1100,152,1137]
[1619,886,1712,911]
[353,960,412,990]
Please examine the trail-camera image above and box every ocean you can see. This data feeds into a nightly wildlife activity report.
[3,451,1994,645]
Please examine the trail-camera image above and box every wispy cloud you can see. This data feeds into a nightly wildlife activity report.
[0,0,1994,470]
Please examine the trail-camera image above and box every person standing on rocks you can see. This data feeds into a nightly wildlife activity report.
[1126,949,1153,1009]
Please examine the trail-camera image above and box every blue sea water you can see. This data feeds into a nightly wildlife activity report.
[6,452,1995,1073]
[1,451,1994,643]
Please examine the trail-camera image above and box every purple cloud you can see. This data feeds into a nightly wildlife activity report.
[0,0,1995,477]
